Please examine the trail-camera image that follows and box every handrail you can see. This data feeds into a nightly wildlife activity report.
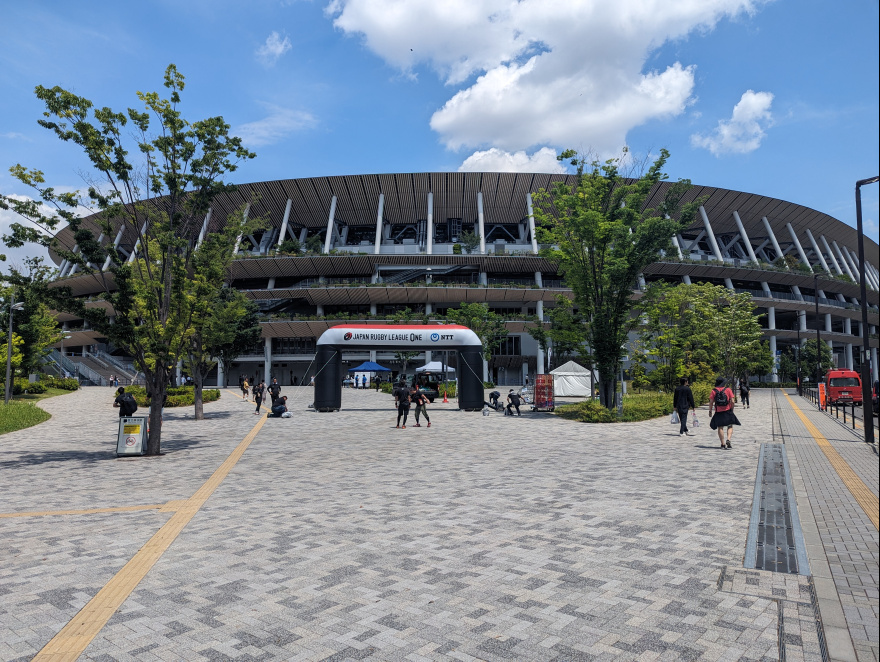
[92,349,136,379]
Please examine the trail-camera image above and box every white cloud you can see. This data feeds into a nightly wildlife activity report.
[0,195,53,274]
[1,132,29,140]
[255,31,292,66]
[234,104,316,147]
[459,147,566,173]
[328,0,763,155]
[691,89,774,156]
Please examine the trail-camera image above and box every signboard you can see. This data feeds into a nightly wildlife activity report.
[317,324,482,349]
[116,416,147,456]
[818,382,827,410]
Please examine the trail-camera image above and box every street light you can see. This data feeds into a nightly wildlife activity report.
[4,295,25,405]
[814,273,821,402]
[855,175,879,444]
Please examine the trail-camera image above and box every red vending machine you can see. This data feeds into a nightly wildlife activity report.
[532,374,555,411]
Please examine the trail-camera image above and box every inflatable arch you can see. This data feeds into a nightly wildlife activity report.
[313,324,484,411]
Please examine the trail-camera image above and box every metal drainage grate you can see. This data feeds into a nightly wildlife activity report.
[745,444,810,574]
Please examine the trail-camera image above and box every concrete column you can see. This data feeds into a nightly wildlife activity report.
[370,303,377,315]
[477,191,486,255]
[526,193,539,254]
[671,235,685,259]
[682,274,692,285]
[699,206,724,262]
[299,227,308,244]
[732,211,758,262]
[264,338,272,385]
[535,272,543,288]
[804,228,830,273]
[231,204,251,256]
[479,272,487,286]
[724,278,734,290]
[217,361,225,388]
[819,235,843,275]
[268,277,276,289]
[845,343,854,370]
[825,313,832,332]
[102,226,127,270]
[791,285,804,301]
[785,223,812,272]
[370,350,377,363]
[127,221,150,264]
[373,193,385,255]
[841,248,861,284]
[316,304,324,316]
[769,334,778,382]
[799,308,807,332]
[426,192,433,255]
[425,350,432,364]
[276,199,293,247]
[831,241,855,280]
[323,195,338,254]
[762,217,786,267]
[767,307,776,330]
[849,248,878,291]
[871,346,878,382]
[196,208,212,248]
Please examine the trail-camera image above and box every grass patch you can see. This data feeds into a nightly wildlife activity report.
[0,401,52,435]
[11,387,72,403]
[555,382,714,423]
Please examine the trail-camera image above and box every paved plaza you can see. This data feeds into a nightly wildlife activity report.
[0,386,877,661]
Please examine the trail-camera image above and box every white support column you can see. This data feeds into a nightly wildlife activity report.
[804,228,830,273]
[769,334,778,382]
[373,193,385,255]
[276,199,293,247]
[426,192,433,255]
[298,227,308,244]
[862,258,880,291]
[127,221,150,264]
[682,274,692,285]
[798,307,807,331]
[323,196,338,254]
[699,206,724,262]
[267,277,275,289]
[526,193,539,254]
[724,278,734,290]
[825,313,832,332]
[819,235,843,275]
[68,246,82,275]
[536,297,545,376]
[831,241,855,280]
[231,203,250,256]
[477,192,486,255]
[845,343,854,370]
[264,338,272,385]
[791,285,804,301]
[762,217,786,267]
[671,235,684,259]
[196,209,212,248]
[841,248,861,284]
[849,248,877,290]
[732,211,758,263]
[768,307,776,330]
[217,361,225,388]
[871,345,878,382]
[102,226,126,271]
[785,223,813,272]
[844,316,852,336]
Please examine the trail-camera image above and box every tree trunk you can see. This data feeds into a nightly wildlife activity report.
[145,369,167,455]
[599,377,617,411]
[193,367,204,420]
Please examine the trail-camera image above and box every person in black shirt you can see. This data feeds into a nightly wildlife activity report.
[485,390,501,410]
[739,379,750,409]
[267,378,282,406]
[673,377,696,436]
[254,380,266,415]
[394,381,410,429]
[506,389,522,416]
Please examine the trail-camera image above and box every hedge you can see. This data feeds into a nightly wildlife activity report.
[555,381,715,424]
[40,376,80,391]
[124,385,221,408]
[0,378,49,395]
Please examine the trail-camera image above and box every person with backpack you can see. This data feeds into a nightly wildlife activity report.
[254,380,266,415]
[739,379,751,409]
[113,387,138,417]
[394,380,410,429]
[709,377,740,449]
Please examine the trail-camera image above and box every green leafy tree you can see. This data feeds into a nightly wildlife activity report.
[799,338,834,381]
[629,361,650,392]
[778,350,797,383]
[527,295,588,371]
[389,307,421,375]
[446,302,508,380]
[533,148,703,407]
[743,340,775,382]
[458,229,481,254]
[713,289,764,384]
[305,234,323,254]
[212,289,262,390]
[1,65,255,454]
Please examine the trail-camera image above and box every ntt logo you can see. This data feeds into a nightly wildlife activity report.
[343,332,352,341]
[430,333,440,342]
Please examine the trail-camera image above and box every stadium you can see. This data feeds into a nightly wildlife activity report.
[47,172,880,388]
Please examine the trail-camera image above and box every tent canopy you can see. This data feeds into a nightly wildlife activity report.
[348,361,392,372]
[549,360,592,396]
[415,361,455,375]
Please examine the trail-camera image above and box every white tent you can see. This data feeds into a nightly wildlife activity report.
[414,361,455,376]
[550,360,593,396]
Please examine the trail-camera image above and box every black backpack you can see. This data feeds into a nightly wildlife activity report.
[713,388,729,407]
[120,393,138,416]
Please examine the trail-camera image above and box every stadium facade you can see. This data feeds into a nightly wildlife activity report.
[49,172,880,387]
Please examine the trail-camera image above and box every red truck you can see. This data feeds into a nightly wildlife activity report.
[825,369,863,406]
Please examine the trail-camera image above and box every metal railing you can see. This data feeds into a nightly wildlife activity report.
[92,349,137,379]
[49,349,107,385]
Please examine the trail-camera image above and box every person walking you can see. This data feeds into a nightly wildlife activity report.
[241,377,249,400]
[412,385,431,427]
[739,379,751,409]
[506,389,522,416]
[673,377,696,436]
[267,378,282,406]
[254,380,266,415]
[394,380,410,429]
[709,377,740,449]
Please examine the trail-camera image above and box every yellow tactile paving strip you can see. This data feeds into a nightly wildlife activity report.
[783,391,879,531]
[32,413,268,662]
[0,504,166,518]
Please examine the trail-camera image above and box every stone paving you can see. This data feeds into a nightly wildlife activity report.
[0,385,874,661]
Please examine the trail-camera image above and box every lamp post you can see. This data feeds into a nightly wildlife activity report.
[855,175,878,444]
[4,294,25,405]
[814,273,822,398]
[795,318,802,396]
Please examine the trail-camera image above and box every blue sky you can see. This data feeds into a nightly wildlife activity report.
[1,0,878,269]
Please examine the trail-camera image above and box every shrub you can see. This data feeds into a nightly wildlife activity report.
[483,381,495,389]
[555,399,616,423]
[124,385,220,407]
[555,380,714,424]
[452,243,462,254]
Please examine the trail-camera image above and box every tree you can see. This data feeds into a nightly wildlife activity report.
[533,148,703,408]
[778,350,797,383]
[527,295,588,370]
[799,338,834,381]
[458,229,481,254]
[388,307,421,375]
[1,65,256,454]
[212,288,262,390]
[629,361,650,392]
[445,302,508,381]
[1,259,62,377]
[743,340,775,382]
[713,289,764,384]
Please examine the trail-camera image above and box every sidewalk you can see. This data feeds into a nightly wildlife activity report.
[772,388,879,662]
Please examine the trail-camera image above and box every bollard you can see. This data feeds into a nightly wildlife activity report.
[852,403,856,430]
[844,406,847,425]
